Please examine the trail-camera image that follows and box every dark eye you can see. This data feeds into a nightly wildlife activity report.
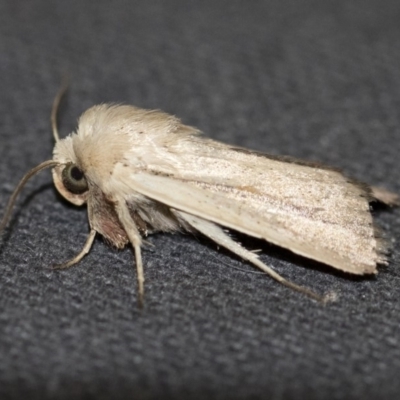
[62,163,88,194]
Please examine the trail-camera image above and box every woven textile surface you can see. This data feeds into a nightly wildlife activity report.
[1,1,400,399]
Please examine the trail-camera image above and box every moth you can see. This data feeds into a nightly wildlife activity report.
[0,85,397,305]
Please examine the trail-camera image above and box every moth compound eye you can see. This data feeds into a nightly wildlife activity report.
[61,163,88,194]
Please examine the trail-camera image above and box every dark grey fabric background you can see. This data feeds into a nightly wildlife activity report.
[1,1,400,399]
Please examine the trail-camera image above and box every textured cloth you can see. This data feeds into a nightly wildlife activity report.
[1,1,400,399]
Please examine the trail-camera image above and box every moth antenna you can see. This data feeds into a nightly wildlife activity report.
[0,160,59,234]
[51,75,69,143]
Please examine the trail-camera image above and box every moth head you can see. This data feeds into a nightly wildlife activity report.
[52,161,89,206]
[51,103,90,206]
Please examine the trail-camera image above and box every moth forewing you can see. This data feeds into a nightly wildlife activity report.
[123,166,384,275]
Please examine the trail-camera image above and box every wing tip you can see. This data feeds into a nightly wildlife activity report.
[374,223,391,266]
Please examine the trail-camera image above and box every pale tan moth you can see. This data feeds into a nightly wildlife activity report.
[0,85,397,305]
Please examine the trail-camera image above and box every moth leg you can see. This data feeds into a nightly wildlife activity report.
[115,202,144,307]
[177,211,326,302]
[53,229,96,269]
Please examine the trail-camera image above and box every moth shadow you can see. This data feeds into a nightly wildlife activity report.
[195,230,379,283]
[371,201,396,212]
